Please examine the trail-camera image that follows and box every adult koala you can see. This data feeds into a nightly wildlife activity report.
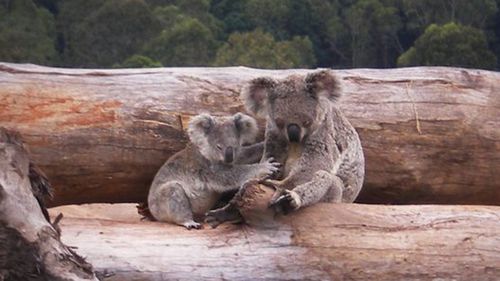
[248,70,365,212]
[208,70,365,221]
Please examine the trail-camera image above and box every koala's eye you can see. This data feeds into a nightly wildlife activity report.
[275,118,285,129]
[216,145,222,151]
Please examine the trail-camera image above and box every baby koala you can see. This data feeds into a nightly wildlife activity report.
[147,113,278,229]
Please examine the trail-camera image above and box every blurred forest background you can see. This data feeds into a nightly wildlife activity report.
[1,0,500,70]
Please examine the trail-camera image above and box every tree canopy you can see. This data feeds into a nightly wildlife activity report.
[398,23,497,69]
[0,0,57,64]
[1,0,499,70]
[214,29,316,68]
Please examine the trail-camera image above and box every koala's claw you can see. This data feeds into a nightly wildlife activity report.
[258,158,281,179]
[266,157,282,178]
[182,221,203,230]
[265,158,281,169]
[269,190,301,215]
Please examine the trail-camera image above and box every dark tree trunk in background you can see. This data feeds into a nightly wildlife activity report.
[0,63,498,206]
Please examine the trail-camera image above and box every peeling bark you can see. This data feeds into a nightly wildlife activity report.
[0,128,97,281]
[0,63,498,206]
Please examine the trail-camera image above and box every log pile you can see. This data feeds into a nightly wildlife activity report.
[0,63,499,280]
[0,63,498,206]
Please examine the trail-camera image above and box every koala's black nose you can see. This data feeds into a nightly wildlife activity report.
[224,146,234,163]
[287,124,301,142]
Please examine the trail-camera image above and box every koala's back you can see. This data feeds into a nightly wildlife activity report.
[148,145,221,216]
[328,105,364,202]
[150,145,200,187]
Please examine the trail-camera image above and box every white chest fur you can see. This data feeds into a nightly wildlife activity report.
[284,143,303,177]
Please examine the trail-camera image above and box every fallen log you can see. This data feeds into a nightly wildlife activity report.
[0,128,97,281]
[0,63,498,206]
[50,202,500,281]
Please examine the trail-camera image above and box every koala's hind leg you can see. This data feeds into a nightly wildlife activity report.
[295,170,344,207]
[149,181,202,230]
[271,170,343,212]
[204,179,262,228]
[204,202,242,228]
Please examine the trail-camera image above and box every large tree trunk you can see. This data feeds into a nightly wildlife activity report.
[0,128,97,281]
[0,63,498,206]
[49,202,500,281]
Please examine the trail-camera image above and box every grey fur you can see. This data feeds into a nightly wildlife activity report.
[148,113,278,229]
[244,70,365,211]
[241,77,277,117]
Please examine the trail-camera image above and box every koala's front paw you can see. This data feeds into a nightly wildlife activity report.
[257,158,281,180]
[182,220,203,230]
[268,189,301,215]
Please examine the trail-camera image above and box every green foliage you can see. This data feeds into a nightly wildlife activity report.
[144,17,218,66]
[3,0,500,69]
[0,0,57,64]
[244,0,291,39]
[147,0,224,39]
[282,0,344,66]
[173,0,224,38]
[210,0,252,34]
[176,0,210,16]
[57,0,107,65]
[143,0,223,67]
[214,29,316,68]
[60,0,159,67]
[211,0,343,66]
[402,0,498,30]
[344,0,402,67]
[153,5,184,28]
[115,55,162,68]
[397,22,497,70]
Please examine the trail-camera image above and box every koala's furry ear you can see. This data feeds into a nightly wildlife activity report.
[305,70,341,102]
[240,77,277,117]
[187,114,214,140]
[233,112,258,144]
